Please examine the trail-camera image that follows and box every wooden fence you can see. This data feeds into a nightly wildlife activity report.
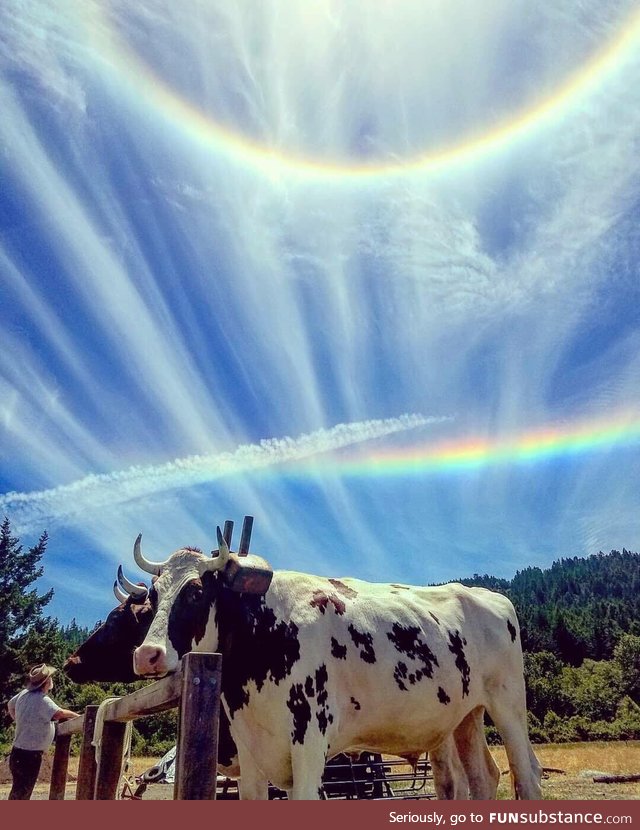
[50,652,221,800]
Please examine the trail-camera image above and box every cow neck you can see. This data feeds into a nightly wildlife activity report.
[215,579,301,719]
[215,583,257,660]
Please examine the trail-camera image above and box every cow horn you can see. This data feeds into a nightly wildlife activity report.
[238,515,253,556]
[133,533,165,576]
[113,581,128,604]
[201,526,231,572]
[117,565,148,599]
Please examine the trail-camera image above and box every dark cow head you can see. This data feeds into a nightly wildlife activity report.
[133,528,272,677]
[63,571,152,683]
[63,566,242,776]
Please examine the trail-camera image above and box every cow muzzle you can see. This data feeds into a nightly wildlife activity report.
[133,643,170,677]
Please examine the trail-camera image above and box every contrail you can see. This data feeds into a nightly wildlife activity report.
[1,414,446,532]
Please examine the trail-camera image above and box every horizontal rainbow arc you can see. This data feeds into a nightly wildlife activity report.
[280,412,640,478]
[83,6,640,181]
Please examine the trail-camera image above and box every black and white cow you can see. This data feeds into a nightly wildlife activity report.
[66,564,490,798]
[132,530,536,799]
[63,571,151,684]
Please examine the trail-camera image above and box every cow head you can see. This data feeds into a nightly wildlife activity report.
[63,571,152,683]
[133,528,272,677]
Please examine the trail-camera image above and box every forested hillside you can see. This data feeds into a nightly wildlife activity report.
[460,550,640,743]
[461,549,640,661]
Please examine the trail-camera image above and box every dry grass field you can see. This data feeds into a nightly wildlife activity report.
[490,741,639,800]
[1,741,638,801]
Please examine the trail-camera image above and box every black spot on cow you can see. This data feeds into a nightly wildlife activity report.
[305,676,315,698]
[315,664,329,706]
[315,664,333,734]
[216,586,301,717]
[507,618,517,642]
[167,573,216,659]
[437,687,451,705]
[387,622,439,685]
[407,669,424,685]
[350,697,361,711]
[393,661,409,691]
[348,624,376,664]
[328,579,358,600]
[430,612,440,625]
[287,683,312,745]
[448,630,471,697]
[330,637,347,660]
[317,707,333,735]
[310,590,346,615]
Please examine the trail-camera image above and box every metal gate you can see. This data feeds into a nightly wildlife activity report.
[215,752,436,800]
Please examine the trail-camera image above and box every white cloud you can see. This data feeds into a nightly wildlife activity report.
[1,1,639,621]
[1,414,444,534]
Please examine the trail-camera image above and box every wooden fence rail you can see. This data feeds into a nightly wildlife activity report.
[50,652,222,801]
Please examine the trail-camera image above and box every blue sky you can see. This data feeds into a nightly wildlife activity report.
[1,0,639,627]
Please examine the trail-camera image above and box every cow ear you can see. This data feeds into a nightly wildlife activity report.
[221,553,273,595]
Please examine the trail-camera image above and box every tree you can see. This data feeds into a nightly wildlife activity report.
[561,659,623,722]
[614,696,640,739]
[613,634,640,703]
[551,611,585,666]
[0,516,57,742]
[524,651,570,721]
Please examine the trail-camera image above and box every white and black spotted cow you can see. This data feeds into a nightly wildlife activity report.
[133,530,540,800]
[79,564,489,799]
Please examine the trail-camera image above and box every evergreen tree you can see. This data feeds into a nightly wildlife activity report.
[552,611,585,666]
[614,633,640,703]
[0,517,57,741]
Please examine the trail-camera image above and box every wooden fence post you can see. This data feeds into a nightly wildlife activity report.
[94,721,128,799]
[174,652,222,800]
[49,733,72,799]
[76,705,98,800]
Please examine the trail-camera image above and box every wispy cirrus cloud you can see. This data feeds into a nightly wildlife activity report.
[1,0,639,623]
[1,414,443,534]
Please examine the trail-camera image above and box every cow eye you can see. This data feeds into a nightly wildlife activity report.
[149,587,159,611]
[187,585,203,604]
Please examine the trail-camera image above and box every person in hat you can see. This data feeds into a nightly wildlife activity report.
[6,663,80,799]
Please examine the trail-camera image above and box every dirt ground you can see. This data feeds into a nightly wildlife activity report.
[1,742,638,801]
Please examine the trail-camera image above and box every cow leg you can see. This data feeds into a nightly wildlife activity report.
[430,736,469,799]
[238,773,269,800]
[236,744,269,800]
[485,690,542,799]
[288,746,327,800]
[237,772,269,799]
[452,707,500,799]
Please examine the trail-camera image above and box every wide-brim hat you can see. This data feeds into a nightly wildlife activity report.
[26,663,57,690]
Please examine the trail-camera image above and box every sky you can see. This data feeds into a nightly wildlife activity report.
[1,0,639,628]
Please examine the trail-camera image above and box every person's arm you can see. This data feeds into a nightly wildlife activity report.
[52,707,81,721]
[43,695,80,721]
[7,699,16,721]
